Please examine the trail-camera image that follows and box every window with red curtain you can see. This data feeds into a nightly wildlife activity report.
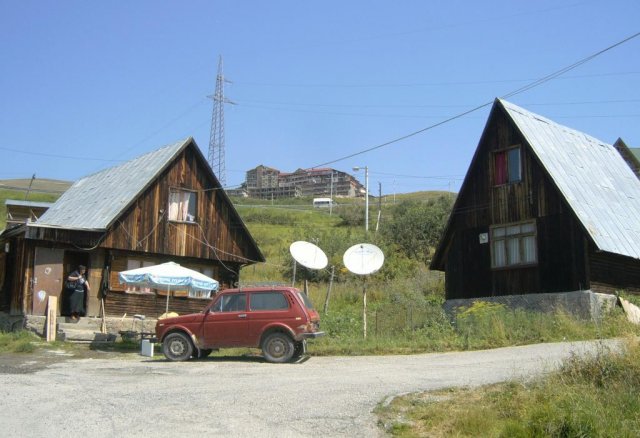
[493,146,521,185]
[494,151,507,185]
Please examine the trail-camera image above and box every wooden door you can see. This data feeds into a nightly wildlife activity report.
[32,247,64,316]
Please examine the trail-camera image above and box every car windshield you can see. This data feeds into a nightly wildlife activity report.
[297,291,315,310]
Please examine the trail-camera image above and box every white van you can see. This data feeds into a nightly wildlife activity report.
[313,198,337,208]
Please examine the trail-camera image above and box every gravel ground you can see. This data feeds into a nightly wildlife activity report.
[0,340,618,437]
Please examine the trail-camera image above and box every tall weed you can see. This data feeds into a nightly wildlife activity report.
[379,339,640,437]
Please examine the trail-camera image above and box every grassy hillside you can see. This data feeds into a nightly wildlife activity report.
[0,178,71,193]
[229,192,454,283]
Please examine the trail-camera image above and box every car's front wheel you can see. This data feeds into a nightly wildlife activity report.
[162,332,193,361]
[194,348,213,359]
[292,340,305,360]
[262,333,294,363]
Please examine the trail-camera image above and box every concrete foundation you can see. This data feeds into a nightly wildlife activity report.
[443,290,618,320]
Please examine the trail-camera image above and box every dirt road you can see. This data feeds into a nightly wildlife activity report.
[0,340,615,437]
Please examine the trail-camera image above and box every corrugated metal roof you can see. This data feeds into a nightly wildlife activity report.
[33,138,191,231]
[500,99,640,260]
[5,200,53,208]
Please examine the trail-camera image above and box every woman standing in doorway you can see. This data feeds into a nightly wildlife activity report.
[67,265,90,320]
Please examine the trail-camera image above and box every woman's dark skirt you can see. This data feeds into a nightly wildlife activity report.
[69,290,85,315]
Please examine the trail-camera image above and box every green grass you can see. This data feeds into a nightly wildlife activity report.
[0,330,41,353]
[3,187,637,361]
[377,338,640,437]
[305,287,638,357]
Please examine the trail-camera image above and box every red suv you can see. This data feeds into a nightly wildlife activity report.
[155,286,324,363]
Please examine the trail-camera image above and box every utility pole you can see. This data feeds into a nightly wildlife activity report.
[208,56,235,187]
[376,182,382,232]
[353,166,369,232]
[393,179,396,204]
[329,171,334,216]
[24,174,36,200]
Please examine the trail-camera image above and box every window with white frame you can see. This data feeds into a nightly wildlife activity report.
[168,189,197,222]
[491,221,537,268]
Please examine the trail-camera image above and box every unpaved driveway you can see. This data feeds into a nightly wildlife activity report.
[0,340,617,437]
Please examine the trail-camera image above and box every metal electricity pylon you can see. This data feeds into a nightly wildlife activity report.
[208,56,234,187]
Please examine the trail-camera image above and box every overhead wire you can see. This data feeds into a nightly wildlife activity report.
[235,96,640,110]
[0,146,121,163]
[309,31,640,169]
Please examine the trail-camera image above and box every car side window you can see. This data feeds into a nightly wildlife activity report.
[213,293,246,312]
[249,292,289,311]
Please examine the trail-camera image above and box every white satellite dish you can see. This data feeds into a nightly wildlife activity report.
[290,241,328,270]
[343,243,384,275]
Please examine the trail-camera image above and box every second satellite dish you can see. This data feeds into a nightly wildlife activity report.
[343,243,385,275]
[289,241,328,270]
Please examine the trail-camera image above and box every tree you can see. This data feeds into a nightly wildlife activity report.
[380,196,454,263]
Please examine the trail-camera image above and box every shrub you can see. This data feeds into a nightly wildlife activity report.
[380,196,454,263]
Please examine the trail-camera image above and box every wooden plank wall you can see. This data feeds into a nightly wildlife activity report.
[97,146,260,264]
[30,146,261,266]
[104,291,211,318]
[443,106,592,299]
[104,252,238,317]
[590,252,640,295]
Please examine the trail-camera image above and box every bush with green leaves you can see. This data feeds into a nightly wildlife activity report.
[336,204,365,227]
[379,195,454,263]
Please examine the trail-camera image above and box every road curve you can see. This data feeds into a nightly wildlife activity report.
[0,340,617,437]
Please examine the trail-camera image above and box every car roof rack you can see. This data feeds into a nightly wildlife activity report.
[236,282,290,291]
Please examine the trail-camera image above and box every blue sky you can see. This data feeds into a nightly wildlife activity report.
[1,1,639,194]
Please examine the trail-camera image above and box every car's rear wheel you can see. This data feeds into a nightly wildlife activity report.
[262,333,294,363]
[162,332,193,361]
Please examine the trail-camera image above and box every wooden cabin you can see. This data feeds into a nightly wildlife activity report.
[0,137,264,318]
[614,138,640,179]
[4,200,52,227]
[430,99,640,300]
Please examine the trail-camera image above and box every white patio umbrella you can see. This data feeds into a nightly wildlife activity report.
[118,261,219,313]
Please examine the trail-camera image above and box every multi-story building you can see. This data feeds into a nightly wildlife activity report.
[245,165,364,199]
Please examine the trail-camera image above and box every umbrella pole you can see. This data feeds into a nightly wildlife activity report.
[165,286,170,314]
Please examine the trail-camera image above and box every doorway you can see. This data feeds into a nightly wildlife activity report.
[62,251,90,317]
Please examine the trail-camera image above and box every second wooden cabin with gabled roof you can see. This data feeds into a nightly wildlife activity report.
[430,99,640,301]
[0,137,264,319]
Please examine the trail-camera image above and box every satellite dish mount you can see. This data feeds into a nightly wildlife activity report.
[343,243,385,338]
[289,241,328,288]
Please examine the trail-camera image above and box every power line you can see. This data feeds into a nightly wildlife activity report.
[234,71,640,89]
[235,96,640,109]
[0,146,122,163]
[310,31,640,169]
[370,171,464,180]
[238,102,640,121]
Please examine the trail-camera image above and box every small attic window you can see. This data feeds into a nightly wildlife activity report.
[494,145,522,185]
[168,189,197,222]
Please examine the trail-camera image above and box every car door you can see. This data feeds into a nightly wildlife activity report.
[246,291,294,345]
[202,292,249,348]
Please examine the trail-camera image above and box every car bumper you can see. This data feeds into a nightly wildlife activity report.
[301,331,325,339]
